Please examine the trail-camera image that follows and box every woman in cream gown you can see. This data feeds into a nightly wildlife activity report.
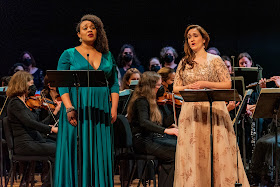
[173,25,250,187]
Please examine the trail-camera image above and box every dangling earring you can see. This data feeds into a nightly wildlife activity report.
[79,38,82,42]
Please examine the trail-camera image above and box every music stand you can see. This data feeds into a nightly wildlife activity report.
[253,88,280,186]
[231,76,245,97]
[179,89,241,187]
[234,67,261,91]
[46,70,108,187]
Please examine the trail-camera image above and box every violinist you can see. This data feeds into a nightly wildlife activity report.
[127,71,177,187]
[39,74,61,124]
[157,67,181,125]
[6,71,57,187]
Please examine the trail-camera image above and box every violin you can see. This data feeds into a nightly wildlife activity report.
[157,92,183,108]
[26,96,56,111]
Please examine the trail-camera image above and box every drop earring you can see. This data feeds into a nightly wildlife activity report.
[79,38,82,42]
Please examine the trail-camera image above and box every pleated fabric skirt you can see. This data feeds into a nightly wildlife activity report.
[54,87,113,187]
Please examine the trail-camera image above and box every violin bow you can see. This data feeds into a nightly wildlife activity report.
[41,92,58,124]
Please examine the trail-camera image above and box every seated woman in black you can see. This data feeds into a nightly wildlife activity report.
[6,71,58,186]
[127,71,178,187]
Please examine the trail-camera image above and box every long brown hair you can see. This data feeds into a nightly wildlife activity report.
[127,71,162,124]
[180,25,210,76]
[6,71,33,98]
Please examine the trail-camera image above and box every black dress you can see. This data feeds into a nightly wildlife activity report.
[7,97,56,157]
[130,97,177,187]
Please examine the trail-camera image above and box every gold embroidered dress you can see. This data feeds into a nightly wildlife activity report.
[173,53,250,187]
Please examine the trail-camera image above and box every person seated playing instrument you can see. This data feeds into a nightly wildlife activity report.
[127,71,178,187]
[6,71,58,187]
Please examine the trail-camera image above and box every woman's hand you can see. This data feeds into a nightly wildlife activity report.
[164,128,179,136]
[49,125,58,134]
[227,101,240,112]
[259,78,267,88]
[67,110,78,126]
[111,108,117,124]
[187,81,207,89]
[271,76,280,88]
[53,101,62,115]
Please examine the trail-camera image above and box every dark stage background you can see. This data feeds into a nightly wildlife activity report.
[1,0,280,80]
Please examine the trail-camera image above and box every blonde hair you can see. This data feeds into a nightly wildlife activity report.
[6,71,33,98]
[121,68,141,90]
[127,71,162,124]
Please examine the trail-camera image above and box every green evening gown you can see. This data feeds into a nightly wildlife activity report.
[53,48,119,187]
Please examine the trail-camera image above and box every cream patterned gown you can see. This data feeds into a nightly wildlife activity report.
[173,53,250,187]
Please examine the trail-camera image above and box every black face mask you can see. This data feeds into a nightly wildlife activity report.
[23,58,32,66]
[151,65,161,72]
[163,54,174,63]
[156,85,165,98]
[167,83,173,92]
[123,54,132,62]
[28,85,37,97]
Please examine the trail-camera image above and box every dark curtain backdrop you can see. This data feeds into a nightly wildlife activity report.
[1,0,280,79]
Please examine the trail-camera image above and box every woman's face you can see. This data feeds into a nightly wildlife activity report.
[166,72,175,85]
[149,58,161,70]
[239,57,252,67]
[122,48,133,57]
[77,20,97,44]
[23,53,31,60]
[128,73,140,85]
[27,79,34,86]
[187,28,205,53]
[155,78,162,94]
[224,60,232,74]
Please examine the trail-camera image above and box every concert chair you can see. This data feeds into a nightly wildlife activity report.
[2,116,53,187]
[114,114,157,187]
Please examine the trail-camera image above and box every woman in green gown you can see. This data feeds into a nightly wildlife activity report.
[53,14,119,187]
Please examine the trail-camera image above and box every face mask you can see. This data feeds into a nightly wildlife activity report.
[151,65,161,72]
[156,85,165,98]
[167,83,173,92]
[163,54,174,63]
[123,54,132,62]
[23,58,32,66]
[28,84,37,97]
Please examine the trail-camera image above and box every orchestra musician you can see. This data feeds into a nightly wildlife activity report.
[6,71,58,187]
[127,71,177,186]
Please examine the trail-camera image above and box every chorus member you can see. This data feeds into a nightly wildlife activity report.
[117,44,144,79]
[54,14,119,187]
[6,71,57,187]
[173,25,249,186]
[120,68,141,91]
[221,55,233,75]
[127,71,178,187]
[19,51,45,91]
[160,46,178,71]
[149,57,162,72]
[8,62,26,76]
[207,46,220,56]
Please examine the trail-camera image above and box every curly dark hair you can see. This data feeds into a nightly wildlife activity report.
[76,14,109,53]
